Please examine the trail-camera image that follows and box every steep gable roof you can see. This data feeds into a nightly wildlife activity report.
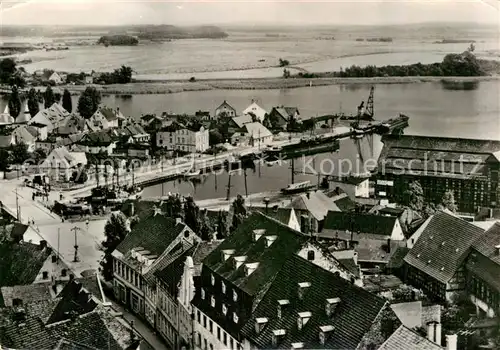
[115,215,186,256]
[243,122,273,140]
[242,101,267,120]
[472,222,500,265]
[29,103,70,131]
[241,254,387,349]
[404,211,485,284]
[287,191,341,221]
[322,211,398,236]
[215,100,235,112]
[378,325,443,350]
[0,242,52,287]
[232,115,253,128]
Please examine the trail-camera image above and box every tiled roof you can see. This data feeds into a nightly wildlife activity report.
[354,236,406,264]
[471,222,500,265]
[378,135,500,178]
[1,283,53,307]
[466,251,500,291]
[322,212,398,236]
[192,240,222,276]
[390,301,423,329]
[378,325,443,350]
[241,254,387,349]
[116,215,186,256]
[337,258,360,277]
[98,107,123,121]
[29,103,70,130]
[232,115,253,128]
[257,207,293,227]
[201,212,308,296]
[404,211,485,284]
[287,191,341,221]
[284,107,299,116]
[331,193,357,212]
[386,246,410,269]
[155,245,196,299]
[0,242,51,287]
[79,130,115,146]
[216,100,235,112]
[243,122,273,139]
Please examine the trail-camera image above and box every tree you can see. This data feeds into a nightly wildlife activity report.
[184,196,201,234]
[283,68,291,78]
[0,149,11,172]
[32,148,47,164]
[230,194,248,231]
[118,65,133,83]
[279,58,290,67]
[77,86,101,119]
[27,88,40,117]
[101,212,129,281]
[403,181,424,212]
[10,142,29,165]
[217,210,229,238]
[7,86,21,118]
[43,86,55,108]
[62,89,72,113]
[209,130,224,146]
[0,58,17,85]
[440,190,458,213]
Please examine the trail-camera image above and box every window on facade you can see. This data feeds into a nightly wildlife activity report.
[217,326,221,340]
[209,320,213,333]
[223,332,228,346]
[197,310,201,323]
[211,295,215,307]
[230,338,234,350]
[233,312,239,323]
[307,250,315,261]
[131,294,139,312]
[221,281,226,294]
[211,274,215,285]
[197,333,201,346]
[203,315,207,328]
[201,288,205,300]
[233,290,238,302]
[210,344,214,350]
[204,338,207,350]
[222,304,227,315]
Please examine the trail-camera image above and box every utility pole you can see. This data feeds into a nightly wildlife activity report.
[131,162,135,187]
[71,226,81,262]
[290,157,295,184]
[226,171,233,201]
[244,168,248,197]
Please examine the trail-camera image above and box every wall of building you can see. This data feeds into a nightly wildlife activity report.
[113,258,145,315]
[156,283,179,348]
[357,303,401,350]
[156,128,209,153]
[193,306,240,350]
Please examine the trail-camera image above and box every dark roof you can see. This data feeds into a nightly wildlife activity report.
[116,215,186,256]
[332,194,357,212]
[98,107,121,121]
[379,325,443,350]
[337,258,360,277]
[322,212,398,236]
[79,130,115,146]
[257,207,293,226]
[404,211,485,284]
[240,255,387,349]
[472,222,500,265]
[0,242,51,287]
[155,245,196,298]
[216,100,236,112]
[143,240,193,286]
[0,283,53,307]
[467,223,500,291]
[201,212,308,297]
[192,240,222,276]
[386,246,410,270]
[379,135,500,178]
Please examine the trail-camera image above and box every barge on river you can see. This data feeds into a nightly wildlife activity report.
[281,181,316,194]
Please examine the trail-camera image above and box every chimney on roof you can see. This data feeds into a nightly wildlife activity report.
[272,329,286,346]
[495,245,500,256]
[40,240,47,250]
[325,298,341,317]
[298,282,311,300]
[265,235,277,247]
[319,325,335,345]
[255,317,268,335]
[277,299,290,319]
[427,322,436,343]
[12,307,26,323]
[297,312,312,330]
[445,334,457,350]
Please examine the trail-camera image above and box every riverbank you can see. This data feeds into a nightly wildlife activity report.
[50,75,499,95]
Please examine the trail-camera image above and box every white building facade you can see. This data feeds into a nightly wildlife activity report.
[156,126,209,153]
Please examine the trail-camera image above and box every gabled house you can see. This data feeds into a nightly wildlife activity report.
[214,100,236,119]
[404,210,485,302]
[191,212,362,350]
[320,211,406,270]
[77,129,117,154]
[257,207,301,232]
[240,255,398,350]
[156,121,209,153]
[266,106,300,130]
[89,106,125,130]
[112,212,201,321]
[48,71,64,85]
[286,190,344,233]
[29,103,70,134]
[40,146,87,181]
[242,100,267,122]
[52,114,87,136]
[465,222,500,318]
[378,325,445,350]
[329,175,371,199]
[12,125,38,151]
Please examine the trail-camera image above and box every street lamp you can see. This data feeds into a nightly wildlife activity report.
[71,226,81,262]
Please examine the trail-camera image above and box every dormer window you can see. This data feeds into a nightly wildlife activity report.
[211,295,215,308]
[255,317,268,334]
[244,262,260,276]
[277,299,290,319]
[325,297,341,317]
[222,304,227,315]
[265,235,277,247]
[233,290,238,302]
[233,312,239,323]
[221,281,226,294]
[252,229,266,242]
[233,256,247,269]
[298,282,311,300]
[291,343,304,349]
[211,274,215,286]
[297,311,312,330]
[272,329,286,346]
[319,325,335,345]
[201,288,205,300]
[222,249,235,261]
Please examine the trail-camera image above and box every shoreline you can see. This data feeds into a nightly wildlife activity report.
[66,76,499,95]
[1,75,497,96]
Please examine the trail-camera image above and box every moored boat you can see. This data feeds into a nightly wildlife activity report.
[281,180,316,194]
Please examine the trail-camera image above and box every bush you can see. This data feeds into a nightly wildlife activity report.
[189,76,196,82]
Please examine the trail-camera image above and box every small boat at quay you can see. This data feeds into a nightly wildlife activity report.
[281,180,316,194]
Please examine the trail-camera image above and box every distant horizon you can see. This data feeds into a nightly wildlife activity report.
[1,0,498,26]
